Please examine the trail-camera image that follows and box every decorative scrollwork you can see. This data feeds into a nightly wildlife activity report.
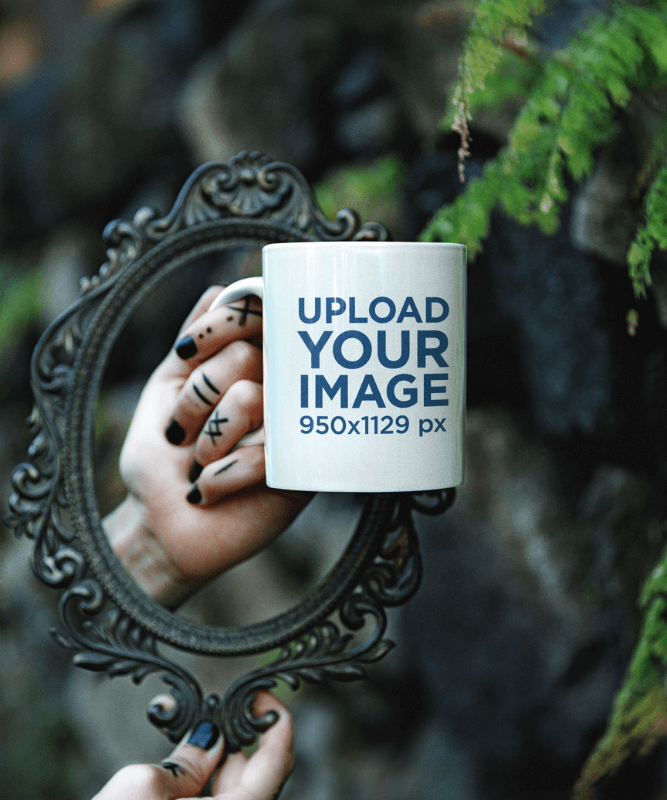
[53,584,205,744]
[6,153,452,751]
[129,151,389,245]
[409,487,457,516]
[6,306,92,588]
[217,493,419,751]
[79,151,388,299]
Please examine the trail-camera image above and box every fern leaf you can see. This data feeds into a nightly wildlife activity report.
[449,0,546,180]
[627,158,667,297]
[423,0,667,276]
[573,546,667,798]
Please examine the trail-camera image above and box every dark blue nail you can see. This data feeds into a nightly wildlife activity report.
[175,336,197,359]
[187,721,219,750]
[166,419,186,445]
[187,485,202,505]
[189,460,203,482]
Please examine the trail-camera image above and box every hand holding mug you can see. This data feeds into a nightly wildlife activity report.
[104,285,310,607]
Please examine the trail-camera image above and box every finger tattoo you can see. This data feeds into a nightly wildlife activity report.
[193,373,221,407]
[214,459,237,476]
[205,411,229,444]
[227,296,262,326]
[161,761,185,778]
[193,384,213,406]
[203,373,220,394]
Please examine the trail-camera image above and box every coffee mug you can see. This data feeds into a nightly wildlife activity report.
[209,241,466,492]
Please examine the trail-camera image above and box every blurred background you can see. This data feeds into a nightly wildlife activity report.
[1,0,667,798]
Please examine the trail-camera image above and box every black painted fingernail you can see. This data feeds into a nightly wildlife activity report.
[188,460,203,482]
[175,336,197,359]
[166,419,186,445]
[187,485,202,505]
[187,720,219,750]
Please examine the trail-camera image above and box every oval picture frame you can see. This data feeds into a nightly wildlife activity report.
[7,151,454,749]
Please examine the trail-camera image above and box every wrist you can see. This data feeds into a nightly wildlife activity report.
[103,495,194,609]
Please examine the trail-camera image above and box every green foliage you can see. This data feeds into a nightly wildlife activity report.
[573,545,667,798]
[447,0,545,179]
[628,155,667,297]
[314,154,407,233]
[0,264,42,400]
[443,46,544,133]
[0,264,41,355]
[451,0,546,108]
[422,0,667,297]
[421,3,667,788]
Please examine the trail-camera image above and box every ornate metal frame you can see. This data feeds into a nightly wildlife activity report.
[7,151,454,750]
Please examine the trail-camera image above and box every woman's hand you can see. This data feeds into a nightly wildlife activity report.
[92,692,294,800]
[104,286,311,607]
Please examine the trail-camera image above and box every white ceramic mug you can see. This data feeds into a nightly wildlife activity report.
[210,241,466,492]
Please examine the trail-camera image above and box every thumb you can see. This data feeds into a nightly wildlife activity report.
[158,720,224,797]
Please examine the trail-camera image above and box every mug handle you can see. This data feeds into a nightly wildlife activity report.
[209,277,264,310]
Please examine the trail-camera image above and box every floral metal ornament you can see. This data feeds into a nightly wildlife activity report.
[6,152,455,748]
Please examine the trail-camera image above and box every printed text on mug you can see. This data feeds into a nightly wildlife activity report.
[298,295,450,410]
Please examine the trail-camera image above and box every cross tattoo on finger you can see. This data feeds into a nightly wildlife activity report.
[227,296,262,326]
[205,411,229,445]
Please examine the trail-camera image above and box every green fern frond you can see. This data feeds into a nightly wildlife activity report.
[573,541,667,798]
[628,157,667,297]
[457,0,546,92]
[441,46,544,132]
[423,0,667,297]
[448,0,546,180]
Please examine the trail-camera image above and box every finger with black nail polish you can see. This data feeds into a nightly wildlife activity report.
[172,293,263,367]
[189,460,203,482]
[187,485,202,505]
[165,419,186,445]
[174,335,198,360]
[187,720,220,751]
[191,446,264,505]
[168,345,262,449]
[191,379,263,471]
[131,718,225,799]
